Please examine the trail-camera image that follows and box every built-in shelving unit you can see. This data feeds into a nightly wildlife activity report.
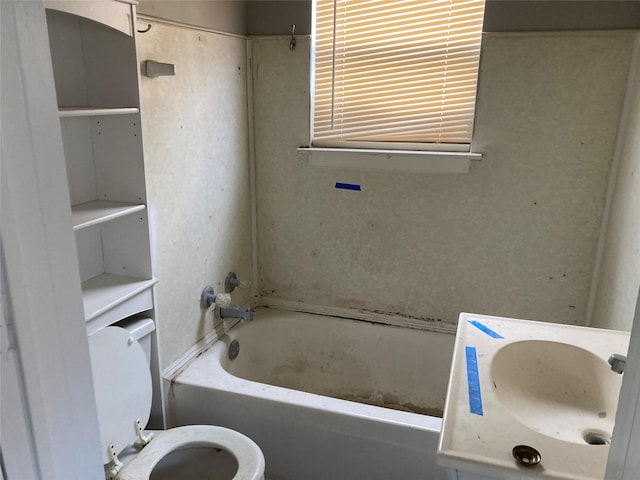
[45,0,164,429]
[45,1,156,333]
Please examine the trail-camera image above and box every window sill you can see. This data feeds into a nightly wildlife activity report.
[297,147,481,174]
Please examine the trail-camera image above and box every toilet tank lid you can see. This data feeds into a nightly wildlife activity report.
[116,317,155,341]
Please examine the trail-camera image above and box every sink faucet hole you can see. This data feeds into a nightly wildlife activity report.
[583,432,610,445]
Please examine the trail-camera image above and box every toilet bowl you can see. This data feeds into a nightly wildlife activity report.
[117,425,264,480]
[89,324,265,480]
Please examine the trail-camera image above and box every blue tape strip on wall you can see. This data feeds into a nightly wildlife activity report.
[335,182,361,191]
[465,346,483,415]
[468,320,504,339]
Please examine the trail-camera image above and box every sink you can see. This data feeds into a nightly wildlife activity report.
[437,313,629,480]
[491,340,620,445]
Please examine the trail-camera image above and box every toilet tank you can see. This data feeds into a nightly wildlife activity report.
[115,316,155,364]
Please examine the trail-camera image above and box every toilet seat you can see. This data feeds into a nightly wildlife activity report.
[89,326,152,464]
[116,425,265,480]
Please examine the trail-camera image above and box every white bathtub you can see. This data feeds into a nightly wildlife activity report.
[169,307,454,480]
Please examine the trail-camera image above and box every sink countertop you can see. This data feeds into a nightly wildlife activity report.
[437,313,630,480]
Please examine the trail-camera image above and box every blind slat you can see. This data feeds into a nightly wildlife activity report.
[313,0,485,147]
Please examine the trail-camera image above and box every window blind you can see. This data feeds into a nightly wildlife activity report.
[313,0,485,150]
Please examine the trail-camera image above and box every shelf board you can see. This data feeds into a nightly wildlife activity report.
[72,200,145,231]
[82,273,157,322]
[59,107,139,118]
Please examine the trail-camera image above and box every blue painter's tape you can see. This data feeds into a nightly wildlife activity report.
[465,346,483,415]
[468,320,504,339]
[335,182,361,191]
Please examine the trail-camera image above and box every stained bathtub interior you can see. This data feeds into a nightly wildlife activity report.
[218,308,452,417]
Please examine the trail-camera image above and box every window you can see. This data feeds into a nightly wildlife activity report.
[312,0,485,153]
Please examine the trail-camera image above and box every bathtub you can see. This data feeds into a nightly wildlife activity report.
[169,307,454,480]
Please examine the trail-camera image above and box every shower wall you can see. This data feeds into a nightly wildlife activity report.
[138,20,252,369]
[252,33,635,327]
[135,2,640,369]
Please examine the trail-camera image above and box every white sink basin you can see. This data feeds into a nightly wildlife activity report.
[492,340,618,445]
[437,313,629,480]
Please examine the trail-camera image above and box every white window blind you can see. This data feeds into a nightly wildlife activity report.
[313,0,485,150]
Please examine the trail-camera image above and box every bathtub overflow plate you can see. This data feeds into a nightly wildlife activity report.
[228,339,240,360]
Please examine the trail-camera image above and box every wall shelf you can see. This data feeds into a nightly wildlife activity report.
[59,107,139,117]
[72,200,145,231]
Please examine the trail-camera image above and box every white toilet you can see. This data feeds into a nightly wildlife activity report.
[88,320,265,480]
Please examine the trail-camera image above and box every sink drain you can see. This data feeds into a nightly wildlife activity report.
[583,432,610,445]
[512,445,541,466]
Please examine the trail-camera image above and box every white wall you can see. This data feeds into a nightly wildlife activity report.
[252,32,635,327]
[246,0,640,35]
[592,38,640,332]
[137,21,252,369]
[138,0,247,35]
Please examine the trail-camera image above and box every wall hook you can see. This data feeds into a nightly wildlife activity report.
[137,23,152,33]
[289,24,297,51]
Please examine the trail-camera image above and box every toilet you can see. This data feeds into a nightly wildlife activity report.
[88,319,265,480]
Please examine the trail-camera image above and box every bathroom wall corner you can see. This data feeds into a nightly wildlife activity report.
[590,34,640,332]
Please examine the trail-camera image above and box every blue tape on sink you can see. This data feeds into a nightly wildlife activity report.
[465,346,483,415]
[468,320,504,339]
